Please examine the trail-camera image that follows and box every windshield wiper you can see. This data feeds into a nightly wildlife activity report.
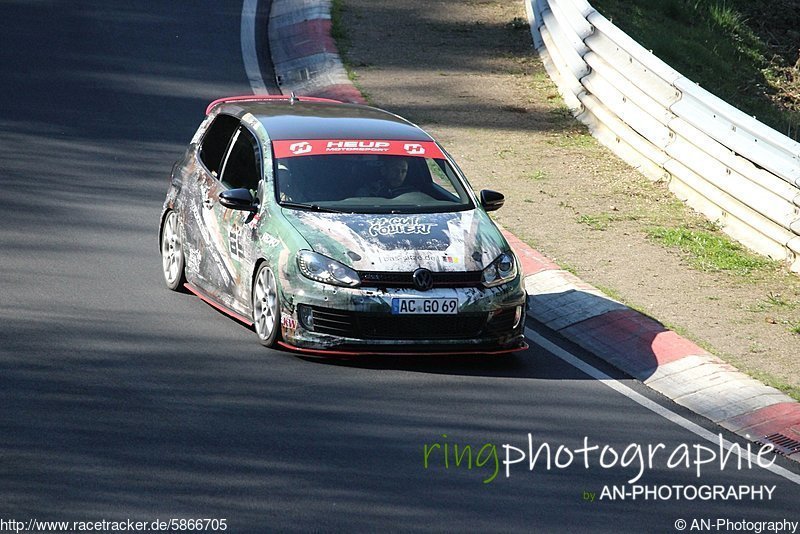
[279,201,343,213]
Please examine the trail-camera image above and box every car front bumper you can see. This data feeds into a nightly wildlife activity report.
[278,279,527,354]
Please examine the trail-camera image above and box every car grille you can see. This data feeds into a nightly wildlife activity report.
[310,307,488,339]
[309,306,518,340]
[358,271,483,288]
[359,315,487,339]
[309,308,354,336]
[485,307,519,335]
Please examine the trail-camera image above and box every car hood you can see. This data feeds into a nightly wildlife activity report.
[281,209,508,272]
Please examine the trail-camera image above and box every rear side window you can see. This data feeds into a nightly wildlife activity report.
[199,114,239,177]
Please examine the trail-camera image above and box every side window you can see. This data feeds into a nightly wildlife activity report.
[219,126,261,192]
[199,114,240,177]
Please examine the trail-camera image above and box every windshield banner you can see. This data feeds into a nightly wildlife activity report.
[273,139,445,159]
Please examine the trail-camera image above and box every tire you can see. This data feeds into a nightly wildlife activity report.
[160,210,186,291]
[252,263,281,347]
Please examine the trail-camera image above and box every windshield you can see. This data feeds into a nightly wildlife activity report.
[272,140,474,214]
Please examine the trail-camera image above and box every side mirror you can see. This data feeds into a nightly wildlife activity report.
[219,188,258,213]
[480,189,505,212]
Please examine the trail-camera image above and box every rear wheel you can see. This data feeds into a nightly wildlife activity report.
[160,210,185,291]
[253,264,281,347]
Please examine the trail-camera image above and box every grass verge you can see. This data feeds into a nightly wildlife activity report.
[590,0,800,139]
[645,225,778,275]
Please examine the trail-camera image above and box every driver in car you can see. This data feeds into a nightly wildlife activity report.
[358,157,411,197]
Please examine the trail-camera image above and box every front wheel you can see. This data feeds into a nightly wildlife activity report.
[252,264,281,347]
[160,210,186,291]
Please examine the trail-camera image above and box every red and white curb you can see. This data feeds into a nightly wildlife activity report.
[266,0,800,462]
[268,0,365,103]
[512,234,800,462]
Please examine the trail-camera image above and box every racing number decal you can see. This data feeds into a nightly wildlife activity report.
[228,228,245,260]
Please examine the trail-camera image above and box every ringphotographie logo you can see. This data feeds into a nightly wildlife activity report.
[421,432,778,500]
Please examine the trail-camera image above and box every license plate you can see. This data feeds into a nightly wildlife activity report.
[391,298,458,315]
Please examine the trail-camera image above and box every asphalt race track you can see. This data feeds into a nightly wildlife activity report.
[0,1,797,531]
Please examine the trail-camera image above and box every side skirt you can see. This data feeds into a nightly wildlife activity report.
[184,282,254,326]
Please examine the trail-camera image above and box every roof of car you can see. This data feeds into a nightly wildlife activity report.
[210,96,433,142]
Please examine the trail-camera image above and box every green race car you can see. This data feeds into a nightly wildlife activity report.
[160,95,527,355]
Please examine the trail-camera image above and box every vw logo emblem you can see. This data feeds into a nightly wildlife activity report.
[412,268,434,291]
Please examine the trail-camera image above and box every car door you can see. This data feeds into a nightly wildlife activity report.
[213,125,263,313]
[183,114,240,296]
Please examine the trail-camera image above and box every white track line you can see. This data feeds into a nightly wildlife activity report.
[241,0,267,94]
[525,327,800,486]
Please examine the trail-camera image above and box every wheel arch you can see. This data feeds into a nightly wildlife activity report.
[251,258,283,346]
[158,204,179,252]
[250,257,272,314]
[252,257,268,290]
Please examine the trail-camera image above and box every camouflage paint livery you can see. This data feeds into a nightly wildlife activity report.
[160,96,526,353]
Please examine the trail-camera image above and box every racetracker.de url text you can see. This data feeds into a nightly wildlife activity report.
[0,518,228,533]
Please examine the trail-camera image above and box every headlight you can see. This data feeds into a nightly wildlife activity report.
[297,250,360,287]
[481,251,517,288]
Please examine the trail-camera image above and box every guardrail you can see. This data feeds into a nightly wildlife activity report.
[525,0,800,272]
